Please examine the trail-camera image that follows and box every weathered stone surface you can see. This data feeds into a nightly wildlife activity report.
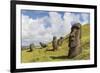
[68,23,81,58]
[40,42,47,48]
[52,36,58,51]
[57,37,64,46]
[27,43,34,52]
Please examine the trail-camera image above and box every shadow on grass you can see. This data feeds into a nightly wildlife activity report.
[50,56,68,59]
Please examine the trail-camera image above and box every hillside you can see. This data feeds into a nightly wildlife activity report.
[21,24,90,63]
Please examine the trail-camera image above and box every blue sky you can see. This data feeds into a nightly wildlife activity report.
[21,10,90,46]
[21,10,90,25]
[21,10,65,19]
[22,10,49,19]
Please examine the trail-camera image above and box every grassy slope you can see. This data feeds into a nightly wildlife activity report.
[21,24,90,63]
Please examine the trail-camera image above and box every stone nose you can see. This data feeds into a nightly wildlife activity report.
[70,32,75,41]
[70,32,75,38]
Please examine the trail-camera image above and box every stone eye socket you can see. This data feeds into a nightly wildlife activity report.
[70,34,75,38]
[72,26,80,30]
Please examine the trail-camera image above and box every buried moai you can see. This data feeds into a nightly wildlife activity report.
[68,23,82,58]
[52,36,58,51]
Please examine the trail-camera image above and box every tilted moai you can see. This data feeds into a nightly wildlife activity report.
[57,37,64,46]
[52,36,58,51]
[39,42,47,48]
[68,23,81,58]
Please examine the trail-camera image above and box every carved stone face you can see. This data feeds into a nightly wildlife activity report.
[69,23,81,48]
[68,23,81,58]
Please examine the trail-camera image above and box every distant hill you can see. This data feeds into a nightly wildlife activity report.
[21,24,90,63]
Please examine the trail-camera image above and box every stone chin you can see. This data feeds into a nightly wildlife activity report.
[69,41,77,48]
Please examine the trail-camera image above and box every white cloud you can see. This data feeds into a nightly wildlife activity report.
[22,12,89,46]
[22,14,54,46]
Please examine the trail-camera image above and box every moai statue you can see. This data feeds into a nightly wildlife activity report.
[68,23,81,58]
[27,43,34,52]
[57,37,64,46]
[39,42,47,48]
[52,36,58,51]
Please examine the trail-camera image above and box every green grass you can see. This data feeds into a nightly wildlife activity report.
[21,24,90,63]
